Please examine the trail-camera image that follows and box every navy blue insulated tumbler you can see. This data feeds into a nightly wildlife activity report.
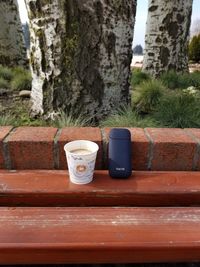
[108,128,132,178]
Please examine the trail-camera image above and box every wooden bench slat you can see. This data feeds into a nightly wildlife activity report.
[0,170,200,206]
[0,207,200,264]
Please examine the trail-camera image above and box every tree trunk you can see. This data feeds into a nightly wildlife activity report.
[25,0,136,121]
[142,0,193,77]
[0,0,28,67]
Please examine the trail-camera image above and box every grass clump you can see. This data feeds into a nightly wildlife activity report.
[131,68,150,87]
[153,92,200,128]
[0,65,13,81]
[11,71,32,91]
[0,114,15,126]
[3,102,47,127]
[133,80,165,114]
[0,78,9,89]
[53,111,89,128]
[160,70,180,89]
[101,106,158,128]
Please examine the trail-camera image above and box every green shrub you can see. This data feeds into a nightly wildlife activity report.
[178,71,200,89]
[11,72,32,91]
[160,70,180,89]
[189,34,200,63]
[53,111,89,128]
[153,92,200,128]
[160,70,200,90]
[0,78,9,89]
[12,66,28,75]
[101,106,158,128]
[189,71,200,88]
[131,68,150,87]
[133,80,164,114]
[0,66,13,81]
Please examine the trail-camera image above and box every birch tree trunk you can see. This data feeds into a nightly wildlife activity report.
[0,0,28,67]
[25,0,136,121]
[143,0,193,77]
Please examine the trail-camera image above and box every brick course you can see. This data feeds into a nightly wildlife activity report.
[0,127,199,171]
[146,128,196,171]
[7,127,57,169]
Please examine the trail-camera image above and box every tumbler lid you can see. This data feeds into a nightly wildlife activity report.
[109,128,131,140]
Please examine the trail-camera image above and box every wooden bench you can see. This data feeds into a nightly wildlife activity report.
[1,170,200,264]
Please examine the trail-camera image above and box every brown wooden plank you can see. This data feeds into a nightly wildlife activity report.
[0,207,200,264]
[0,170,200,206]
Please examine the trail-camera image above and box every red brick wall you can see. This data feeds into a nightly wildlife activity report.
[0,126,200,171]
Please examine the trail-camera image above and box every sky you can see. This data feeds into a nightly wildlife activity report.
[18,0,200,47]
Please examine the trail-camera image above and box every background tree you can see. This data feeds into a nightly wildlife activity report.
[133,45,143,55]
[143,0,193,77]
[25,0,137,121]
[0,0,28,67]
[189,34,200,62]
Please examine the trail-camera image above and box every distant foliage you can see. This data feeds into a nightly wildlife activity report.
[189,34,200,63]
[133,44,143,55]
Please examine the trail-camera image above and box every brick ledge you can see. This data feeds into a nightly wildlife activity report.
[0,126,200,171]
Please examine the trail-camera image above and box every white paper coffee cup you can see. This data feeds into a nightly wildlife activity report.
[64,140,99,184]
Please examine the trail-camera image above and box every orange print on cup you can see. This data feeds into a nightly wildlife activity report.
[76,165,87,173]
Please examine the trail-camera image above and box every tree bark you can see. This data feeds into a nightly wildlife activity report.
[25,0,136,121]
[0,0,28,67]
[142,0,193,77]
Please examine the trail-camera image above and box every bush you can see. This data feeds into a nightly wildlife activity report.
[101,106,158,128]
[0,66,13,81]
[160,70,180,89]
[160,70,200,90]
[12,66,28,74]
[189,71,200,88]
[153,92,200,128]
[0,78,9,89]
[189,34,200,63]
[178,71,200,89]
[133,80,164,114]
[131,69,150,87]
[11,71,32,91]
[53,111,89,128]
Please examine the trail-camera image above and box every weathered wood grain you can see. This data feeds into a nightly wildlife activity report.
[0,170,200,206]
[0,207,200,264]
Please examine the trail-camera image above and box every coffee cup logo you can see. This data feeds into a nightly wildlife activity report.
[76,165,87,173]
[72,159,89,178]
